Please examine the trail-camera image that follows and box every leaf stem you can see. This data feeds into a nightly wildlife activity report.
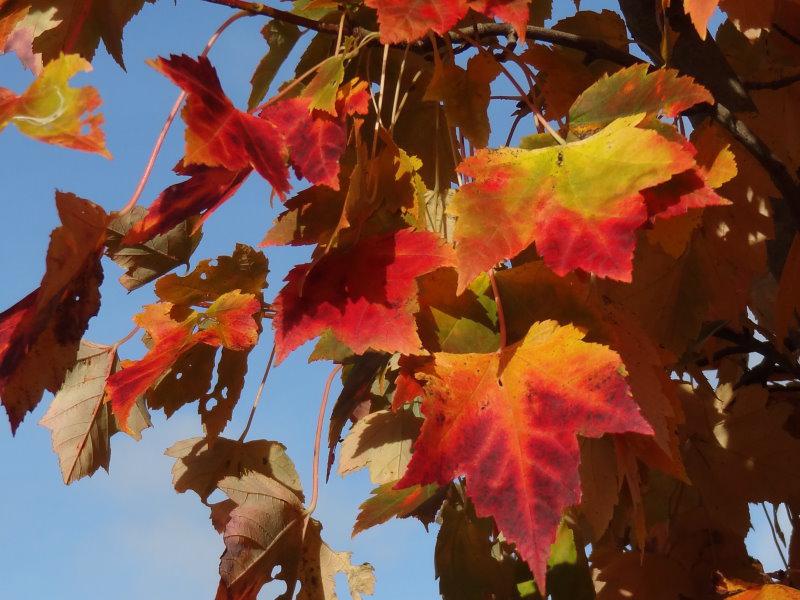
[114,326,141,350]
[460,32,566,146]
[238,343,276,442]
[488,268,507,350]
[306,363,342,516]
[118,11,248,216]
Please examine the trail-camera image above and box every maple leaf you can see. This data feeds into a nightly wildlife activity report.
[364,0,531,43]
[247,20,301,111]
[122,164,250,246]
[156,243,269,306]
[492,259,685,478]
[105,206,203,292]
[415,267,499,354]
[0,0,154,67]
[0,5,58,73]
[397,320,652,589]
[568,64,714,137]
[260,84,369,191]
[296,519,376,600]
[197,290,262,350]
[214,470,375,600]
[145,245,267,437]
[452,115,695,289]
[434,499,521,600]
[643,139,736,221]
[424,52,500,148]
[126,67,366,246]
[39,341,151,484]
[106,292,260,432]
[729,585,800,600]
[272,229,454,363]
[0,191,107,432]
[683,0,720,39]
[0,53,109,156]
[106,303,197,432]
[364,0,469,43]
[215,471,306,600]
[151,54,290,196]
[165,436,302,502]
[338,408,421,485]
[260,182,346,248]
[353,481,442,535]
[261,79,368,191]
[326,353,390,475]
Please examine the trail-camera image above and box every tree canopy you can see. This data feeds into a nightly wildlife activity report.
[2,0,800,598]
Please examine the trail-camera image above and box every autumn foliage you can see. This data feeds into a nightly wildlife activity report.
[2,0,800,598]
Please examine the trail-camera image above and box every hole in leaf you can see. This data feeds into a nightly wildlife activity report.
[207,488,226,504]
[258,580,287,599]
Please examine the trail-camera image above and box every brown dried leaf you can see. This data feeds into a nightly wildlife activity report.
[156,243,268,307]
[297,519,376,600]
[166,436,303,503]
[338,408,421,485]
[39,340,150,484]
[106,206,202,292]
[216,471,305,600]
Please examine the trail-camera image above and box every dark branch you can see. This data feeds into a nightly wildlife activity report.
[774,23,800,48]
[744,72,800,90]
[202,0,800,208]
[200,0,638,66]
[707,104,800,217]
[200,0,340,32]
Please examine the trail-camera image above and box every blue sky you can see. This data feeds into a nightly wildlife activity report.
[0,1,788,599]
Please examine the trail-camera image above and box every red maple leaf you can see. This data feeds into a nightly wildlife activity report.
[272,229,455,363]
[364,0,530,43]
[397,321,653,590]
[107,292,260,431]
[123,164,249,246]
[125,60,367,245]
[150,54,290,196]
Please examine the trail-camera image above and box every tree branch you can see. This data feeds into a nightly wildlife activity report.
[707,103,800,215]
[744,72,800,90]
[202,0,800,210]
[200,0,340,32]
[200,0,638,67]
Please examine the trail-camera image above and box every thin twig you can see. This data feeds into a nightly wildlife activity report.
[461,32,566,145]
[762,502,789,570]
[504,112,524,146]
[203,0,800,225]
[201,0,640,67]
[306,364,342,516]
[253,32,378,113]
[238,344,276,442]
[372,43,390,155]
[389,44,410,127]
[118,11,248,216]
[488,268,507,349]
